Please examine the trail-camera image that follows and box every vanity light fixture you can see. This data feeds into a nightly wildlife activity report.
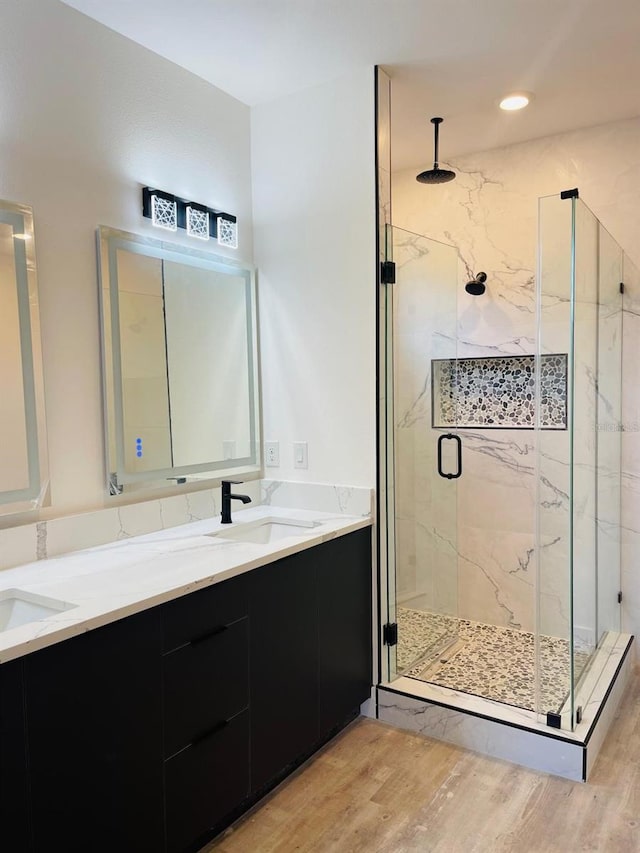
[186,204,210,241]
[499,92,533,111]
[217,216,238,249]
[149,190,178,231]
[142,187,238,246]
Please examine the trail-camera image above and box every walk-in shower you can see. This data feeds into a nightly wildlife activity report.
[381,191,637,733]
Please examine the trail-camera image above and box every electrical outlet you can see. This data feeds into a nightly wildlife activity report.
[265,441,280,467]
[293,441,308,469]
[222,440,236,460]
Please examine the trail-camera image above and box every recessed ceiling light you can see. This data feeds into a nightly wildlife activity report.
[499,92,532,111]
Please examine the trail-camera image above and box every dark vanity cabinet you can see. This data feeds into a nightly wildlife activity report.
[250,549,319,792]
[0,527,371,853]
[24,609,165,853]
[162,576,250,853]
[0,660,30,852]
[317,530,373,738]
[250,527,373,793]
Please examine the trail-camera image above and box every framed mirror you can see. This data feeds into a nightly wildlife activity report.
[97,227,261,495]
[0,200,49,515]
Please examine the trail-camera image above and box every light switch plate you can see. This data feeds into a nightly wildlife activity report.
[293,441,308,469]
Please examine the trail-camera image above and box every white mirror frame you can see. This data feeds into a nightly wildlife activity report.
[0,200,49,515]
[97,226,261,496]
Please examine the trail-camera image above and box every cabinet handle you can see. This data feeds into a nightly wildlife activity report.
[189,623,230,646]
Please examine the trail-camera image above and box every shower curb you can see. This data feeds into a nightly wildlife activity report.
[377,633,633,782]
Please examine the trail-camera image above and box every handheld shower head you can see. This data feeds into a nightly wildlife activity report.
[465,271,487,296]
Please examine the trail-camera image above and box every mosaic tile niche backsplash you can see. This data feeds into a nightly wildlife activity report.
[432,354,567,429]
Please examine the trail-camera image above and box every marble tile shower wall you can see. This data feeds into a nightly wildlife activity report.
[0,480,372,572]
[392,116,640,639]
[393,233,540,633]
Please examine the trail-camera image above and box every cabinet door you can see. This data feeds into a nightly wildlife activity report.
[25,610,164,853]
[165,709,249,853]
[162,575,251,851]
[317,528,372,737]
[162,573,248,653]
[0,659,30,852]
[163,617,248,759]
[250,551,318,792]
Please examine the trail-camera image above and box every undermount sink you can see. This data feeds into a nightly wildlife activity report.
[0,589,77,633]
[209,517,321,545]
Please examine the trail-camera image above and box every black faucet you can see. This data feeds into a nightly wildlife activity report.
[220,480,251,524]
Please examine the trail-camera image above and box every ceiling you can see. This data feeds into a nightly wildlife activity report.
[61,0,640,170]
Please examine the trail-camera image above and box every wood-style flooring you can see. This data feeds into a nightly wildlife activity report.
[203,672,640,853]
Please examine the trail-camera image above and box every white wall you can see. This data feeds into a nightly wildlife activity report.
[0,0,253,517]
[251,68,377,488]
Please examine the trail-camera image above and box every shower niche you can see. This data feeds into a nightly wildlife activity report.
[379,193,635,781]
[432,353,567,429]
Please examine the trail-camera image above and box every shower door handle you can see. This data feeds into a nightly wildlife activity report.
[437,433,462,480]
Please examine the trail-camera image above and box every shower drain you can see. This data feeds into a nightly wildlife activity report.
[419,638,467,680]
[404,633,463,679]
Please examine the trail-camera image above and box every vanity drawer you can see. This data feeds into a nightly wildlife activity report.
[162,573,248,653]
[163,617,248,758]
[165,709,250,853]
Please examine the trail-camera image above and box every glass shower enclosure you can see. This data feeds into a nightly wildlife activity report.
[383,192,632,731]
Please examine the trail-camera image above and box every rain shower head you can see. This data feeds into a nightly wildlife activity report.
[416,167,457,185]
[465,271,487,296]
[416,117,456,184]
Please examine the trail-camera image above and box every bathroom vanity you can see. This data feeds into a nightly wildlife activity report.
[0,207,373,851]
[0,509,372,853]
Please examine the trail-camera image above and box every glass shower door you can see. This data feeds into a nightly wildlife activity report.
[537,193,624,730]
[384,225,460,681]
[595,224,623,644]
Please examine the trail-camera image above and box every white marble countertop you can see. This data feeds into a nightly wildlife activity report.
[0,506,372,664]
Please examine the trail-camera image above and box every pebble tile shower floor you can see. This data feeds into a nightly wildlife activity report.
[397,607,590,713]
